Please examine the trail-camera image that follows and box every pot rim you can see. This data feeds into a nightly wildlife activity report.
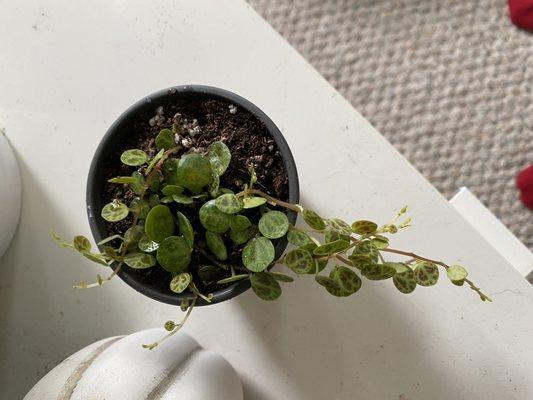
[86,85,300,306]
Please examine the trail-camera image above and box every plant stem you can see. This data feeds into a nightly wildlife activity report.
[380,247,492,302]
[380,247,449,269]
[142,298,197,350]
[237,188,303,213]
[335,255,352,266]
[242,190,491,303]
[464,279,492,302]
[73,261,123,289]
[189,281,212,303]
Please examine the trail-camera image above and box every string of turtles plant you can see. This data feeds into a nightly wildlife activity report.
[52,129,491,350]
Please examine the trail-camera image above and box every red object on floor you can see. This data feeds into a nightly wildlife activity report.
[516,164,533,209]
[509,0,533,31]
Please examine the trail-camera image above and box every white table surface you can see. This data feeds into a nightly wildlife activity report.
[1,1,532,399]
[451,188,533,278]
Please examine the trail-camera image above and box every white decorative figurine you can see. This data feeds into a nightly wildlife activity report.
[24,329,243,400]
[0,130,21,259]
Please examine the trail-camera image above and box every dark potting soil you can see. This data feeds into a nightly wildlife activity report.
[102,98,289,294]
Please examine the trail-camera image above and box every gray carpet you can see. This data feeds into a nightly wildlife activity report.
[247,0,533,251]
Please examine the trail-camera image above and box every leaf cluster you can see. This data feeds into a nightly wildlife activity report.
[52,125,490,348]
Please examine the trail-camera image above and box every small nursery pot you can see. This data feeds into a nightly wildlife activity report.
[87,85,299,306]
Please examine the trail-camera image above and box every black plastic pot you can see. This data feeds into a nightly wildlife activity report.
[86,85,299,306]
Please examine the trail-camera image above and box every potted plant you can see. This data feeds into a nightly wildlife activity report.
[53,85,490,350]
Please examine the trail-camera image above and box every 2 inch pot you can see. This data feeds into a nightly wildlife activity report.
[86,85,299,306]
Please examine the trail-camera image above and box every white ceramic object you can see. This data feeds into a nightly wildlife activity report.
[24,329,243,400]
[0,131,21,259]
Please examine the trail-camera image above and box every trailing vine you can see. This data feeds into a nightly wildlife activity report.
[52,129,491,349]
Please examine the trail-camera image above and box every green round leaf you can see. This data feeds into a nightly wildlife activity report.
[149,176,160,192]
[327,218,352,235]
[287,230,313,247]
[387,262,409,274]
[177,211,194,248]
[162,158,180,185]
[324,229,350,243]
[138,235,159,253]
[102,246,119,260]
[258,211,289,239]
[215,193,243,214]
[393,266,417,294]
[301,209,326,230]
[120,149,148,166]
[124,225,144,250]
[349,241,379,269]
[172,193,194,205]
[145,205,174,243]
[285,248,315,274]
[170,273,192,294]
[268,271,294,282]
[161,184,184,196]
[315,275,340,292]
[129,198,149,220]
[153,178,163,194]
[313,239,350,256]
[361,263,397,280]
[177,153,213,194]
[242,236,275,272]
[208,141,231,176]
[413,261,439,286]
[243,196,267,209]
[209,171,220,198]
[164,321,176,331]
[230,228,251,245]
[327,266,362,297]
[131,171,146,195]
[155,129,175,151]
[250,272,281,301]
[351,220,378,235]
[124,225,143,241]
[230,215,252,231]
[101,201,129,222]
[198,265,224,283]
[156,236,191,273]
[160,196,174,204]
[124,252,156,269]
[73,236,91,252]
[148,193,160,208]
[447,265,468,282]
[199,200,232,233]
[370,235,389,249]
[206,231,228,261]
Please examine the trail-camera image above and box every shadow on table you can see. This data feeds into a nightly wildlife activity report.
[0,152,137,398]
[232,204,512,400]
